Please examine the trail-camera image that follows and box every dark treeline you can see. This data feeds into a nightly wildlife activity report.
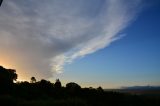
[0,66,160,106]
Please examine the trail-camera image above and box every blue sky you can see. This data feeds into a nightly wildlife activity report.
[57,0,160,88]
[0,0,160,88]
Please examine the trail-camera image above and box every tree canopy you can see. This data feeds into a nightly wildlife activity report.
[0,66,17,83]
[0,66,17,94]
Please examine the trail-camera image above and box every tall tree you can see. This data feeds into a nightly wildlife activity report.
[31,77,36,83]
[0,66,17,94]
[54,79,62,89]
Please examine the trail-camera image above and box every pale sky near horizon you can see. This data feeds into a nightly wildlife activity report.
[0,0,160,88]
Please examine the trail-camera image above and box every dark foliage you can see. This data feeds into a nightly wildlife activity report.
[0,65,160,106]
[0,66,17,94]
[0,0,3,7]
[31,77,36,83]
[54,79,62,89]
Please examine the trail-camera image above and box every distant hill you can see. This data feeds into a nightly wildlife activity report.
[122,86,160,90]
[116,86,160,95]
[105,86,160,95]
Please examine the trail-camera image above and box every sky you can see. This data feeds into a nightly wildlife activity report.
[0,0,160,88]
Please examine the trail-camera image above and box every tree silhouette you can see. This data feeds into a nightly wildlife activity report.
[54,79,61,89]
[97,86,104,92]
[31,77,36,83]
[0,66,17,94]
[37,79,54,96]
[38,79,53,89]
[66,82,81,96]
[66,82,81,90]
[0,66,17,83]
[0,0,3,7]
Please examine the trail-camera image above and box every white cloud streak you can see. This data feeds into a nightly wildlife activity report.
[0,0,142,80]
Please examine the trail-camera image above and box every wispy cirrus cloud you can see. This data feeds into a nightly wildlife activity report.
[0,0,142,80]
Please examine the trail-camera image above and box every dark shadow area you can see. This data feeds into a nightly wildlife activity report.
[0,0,3,7]
[0,65,160,106]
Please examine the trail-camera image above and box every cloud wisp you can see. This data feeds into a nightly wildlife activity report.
[0,0,142,80]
